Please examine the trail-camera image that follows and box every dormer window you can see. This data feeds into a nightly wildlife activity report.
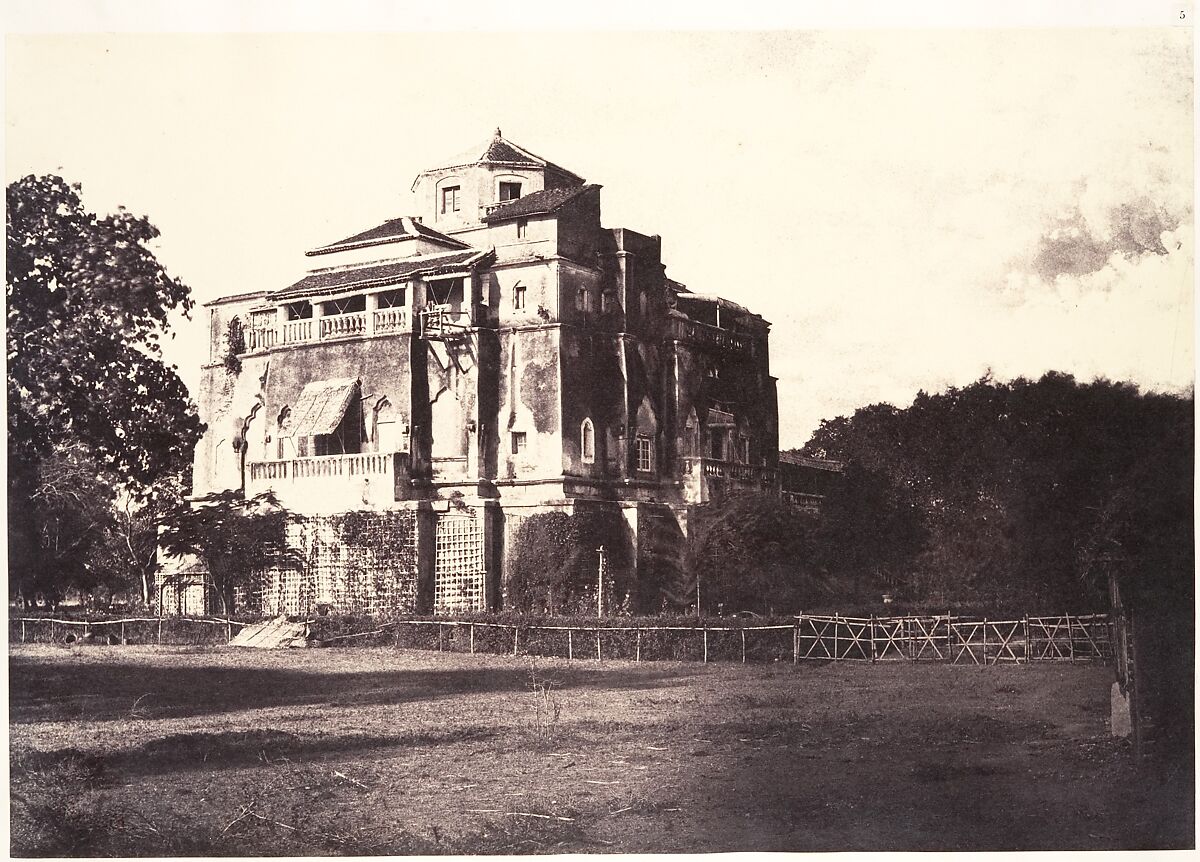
[499,181,522,202]
[441,185,460,214]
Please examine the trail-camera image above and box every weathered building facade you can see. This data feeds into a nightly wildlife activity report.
[174,130,781,616]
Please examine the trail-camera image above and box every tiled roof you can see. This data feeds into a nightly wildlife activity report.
[779,453,845,472]
[482,137,541,165]
[306,217,468,257]
[284,378,360,438]
[269,249,491,301]
[482,184,599,223]
[414,129,585,187]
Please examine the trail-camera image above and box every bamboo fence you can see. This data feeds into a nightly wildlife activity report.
[11,611,1111,665]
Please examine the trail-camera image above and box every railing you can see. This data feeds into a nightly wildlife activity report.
[281,320,314,344]
[373,307,410,333]
[319,311,368,340]
[249,452,398,482]
[247,326,278,351]
[247,309,413,352]
[667,316,749,351]
[682,457,776,484]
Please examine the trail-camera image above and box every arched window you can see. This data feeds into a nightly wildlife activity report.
[581,417,595,464]
[373,397,398,453]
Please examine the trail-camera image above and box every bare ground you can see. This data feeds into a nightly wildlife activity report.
[9,643,1193,855]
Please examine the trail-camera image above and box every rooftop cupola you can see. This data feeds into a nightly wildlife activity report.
[409,129,586,233]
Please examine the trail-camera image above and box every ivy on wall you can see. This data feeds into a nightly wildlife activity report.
[508,507,634,614]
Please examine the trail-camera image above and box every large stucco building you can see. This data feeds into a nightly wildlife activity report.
[172,130,782,616]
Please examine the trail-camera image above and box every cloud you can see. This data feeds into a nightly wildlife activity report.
[1030,196,1182,283]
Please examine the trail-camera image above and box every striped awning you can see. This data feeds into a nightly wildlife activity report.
[283,378,360,438]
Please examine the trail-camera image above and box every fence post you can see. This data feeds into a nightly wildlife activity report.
[703,628,708,663]
[834,614,840,661]
[946,613,953,663]
[121,621,126,644]
[567,628,573,660]
[21,620,26,643]
[636,628,642,663]
[438,623,444,652]
[1067,613,1075,663]
[596,629,601,662]
[870,616,877,663]
[513,625,519,656]
[794,614,800,664]
[226,617,232,645]
[1023,616,1030,663]
[469,623,475,654]
[982,617,988,666]
[157,617,163,645]
[741,629,746,664]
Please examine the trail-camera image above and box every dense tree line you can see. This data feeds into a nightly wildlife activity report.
[790,372,1193,612]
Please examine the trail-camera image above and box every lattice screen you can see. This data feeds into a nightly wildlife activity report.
[256,513,419,617]
[434,512,486,614]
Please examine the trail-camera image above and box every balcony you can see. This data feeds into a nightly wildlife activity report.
[667,317,750,352]
[247,452,410,513]
[680,456,777,504]
[245,309,412,353]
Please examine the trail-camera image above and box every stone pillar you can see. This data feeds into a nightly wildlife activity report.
[482,501,504,611]
[365,292,380,336]
[415,502,438,614]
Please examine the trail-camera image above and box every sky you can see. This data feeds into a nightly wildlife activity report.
[5,9,1194,448]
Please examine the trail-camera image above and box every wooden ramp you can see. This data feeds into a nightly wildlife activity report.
[228,616,308,649]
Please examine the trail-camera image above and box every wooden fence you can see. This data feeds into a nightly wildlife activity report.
[11,612,1110,666]
[11,615,246,646]
[795,613,1111,665]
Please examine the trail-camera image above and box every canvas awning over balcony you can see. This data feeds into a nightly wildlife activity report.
[281,377,360,438]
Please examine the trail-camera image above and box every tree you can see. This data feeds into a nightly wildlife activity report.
[507,507,635,614]
[158,490,298,615]
[802,372,1193,611]
[7,175,203,601]
[685,492,830,615]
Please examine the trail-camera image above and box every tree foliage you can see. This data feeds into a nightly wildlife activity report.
[685,492,831,614]
[7,175,204,602]
[7,175,202,486]
[799,372,1193,611]
[158,491,298,615]
[507,508,634,614]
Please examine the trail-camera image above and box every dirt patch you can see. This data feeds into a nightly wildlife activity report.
[9,644,1193,854]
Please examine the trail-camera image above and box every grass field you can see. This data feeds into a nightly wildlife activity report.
[9,643,1193,855]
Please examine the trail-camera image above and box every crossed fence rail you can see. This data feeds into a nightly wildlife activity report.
[795,613,1111,665]
[11,611,1110,665]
